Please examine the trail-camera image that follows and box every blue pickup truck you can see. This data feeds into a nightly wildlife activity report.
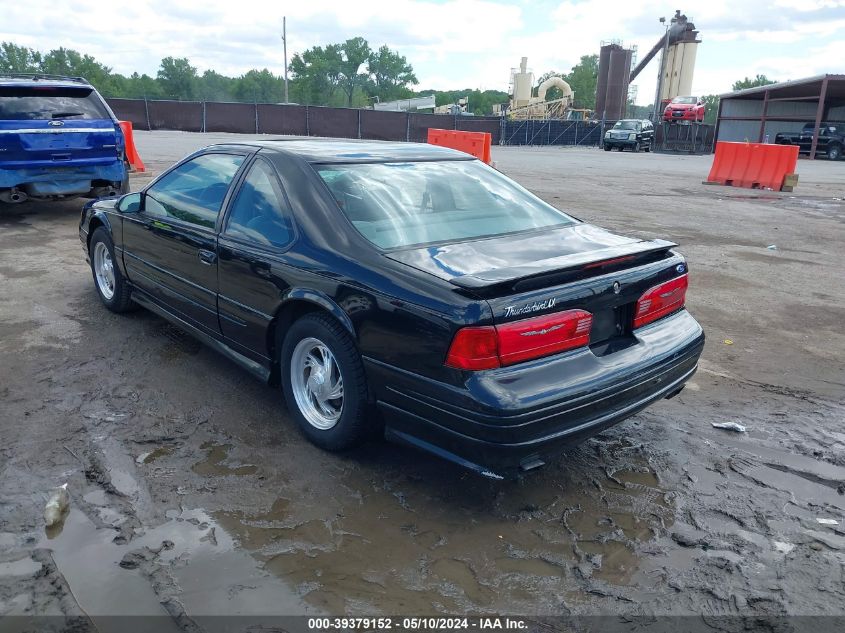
[0,74,128,204]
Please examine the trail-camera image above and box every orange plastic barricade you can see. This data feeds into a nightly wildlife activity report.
[118,120,146,173]
[706,141,798,191]
[427,129,492,164]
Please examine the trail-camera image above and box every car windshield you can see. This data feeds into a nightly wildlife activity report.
[671,96,697,104]
[613,121,640,131]
[316,160,577,249]
[0,87,109,120]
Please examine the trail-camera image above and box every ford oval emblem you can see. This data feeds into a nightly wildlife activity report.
[612,281,621,294]
[48,120,64,127]
[676,263,687,274]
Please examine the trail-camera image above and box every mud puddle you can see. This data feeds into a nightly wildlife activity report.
[209,449,672,614]
[192,443,258,477]
[37,506,307,625]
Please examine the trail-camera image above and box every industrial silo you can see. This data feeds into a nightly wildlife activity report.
[595,44,613,119]
[605,45,633,121]
[660,39,699,102]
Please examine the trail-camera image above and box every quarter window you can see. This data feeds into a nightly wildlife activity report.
[224,158,293,249]
[145,153,244,229]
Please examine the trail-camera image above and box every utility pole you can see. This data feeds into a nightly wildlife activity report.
[653,16,669,123]
[282,17,289,103]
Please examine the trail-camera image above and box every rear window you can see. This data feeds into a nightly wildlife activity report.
[0,87,109,120]
[316,160,576,249]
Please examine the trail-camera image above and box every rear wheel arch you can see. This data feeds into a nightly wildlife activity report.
[267,294,357,382]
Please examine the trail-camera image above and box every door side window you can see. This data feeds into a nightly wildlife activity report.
[224,158,294,249]
[145,153,244,229]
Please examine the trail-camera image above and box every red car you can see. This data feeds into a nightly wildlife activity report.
[663,96,705,123]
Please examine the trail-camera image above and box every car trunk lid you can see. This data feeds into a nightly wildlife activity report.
[386,223,675,292]
[387,223,681,353]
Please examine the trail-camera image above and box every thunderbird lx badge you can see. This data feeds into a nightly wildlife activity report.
[504,297,556,318]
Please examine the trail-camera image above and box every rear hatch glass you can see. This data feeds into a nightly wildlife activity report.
[0,86,109,120]
[0,86,118,169]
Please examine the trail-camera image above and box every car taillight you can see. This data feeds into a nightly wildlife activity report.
[633,274,688,328]
[445,310,593,370]
[445,327,499,370]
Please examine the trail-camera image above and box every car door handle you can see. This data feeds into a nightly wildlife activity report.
[198,249,217,265]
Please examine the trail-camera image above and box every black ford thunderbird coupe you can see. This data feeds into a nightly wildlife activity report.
[80,140,704,478]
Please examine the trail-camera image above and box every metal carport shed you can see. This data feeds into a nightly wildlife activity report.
[715,74,845,159]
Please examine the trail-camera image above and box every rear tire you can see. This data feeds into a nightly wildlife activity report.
[89,227,134,312]
[281,313,370,451]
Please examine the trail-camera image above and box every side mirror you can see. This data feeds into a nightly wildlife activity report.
[117,192,141,213]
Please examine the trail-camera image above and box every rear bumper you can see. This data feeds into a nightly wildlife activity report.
[0,162,125,194]
[366,310,704,478]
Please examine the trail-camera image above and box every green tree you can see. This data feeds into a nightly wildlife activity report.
[0,42,42,73]
[367,45,417,101]
[564,54,598,110]
[41,47,117,94]
[289,44,343,105]
[417,89,508,115]
[701,94,719,124]
[233,69,283,103]
[123,72,162,99]
[627,102,652,119]
[157,57,198,100]
[732,75,776,91]
[198,70,235,102]
[337,37,371,107]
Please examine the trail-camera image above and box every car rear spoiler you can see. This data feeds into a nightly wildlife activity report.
[448,239,678,290]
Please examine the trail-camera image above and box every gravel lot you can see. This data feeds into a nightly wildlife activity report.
[1,132,844,630]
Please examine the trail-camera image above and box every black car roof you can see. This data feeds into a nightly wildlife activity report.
[214,139,476,164]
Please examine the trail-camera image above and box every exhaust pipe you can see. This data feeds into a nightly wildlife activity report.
[0,189,28,204]
[87,186,120,199]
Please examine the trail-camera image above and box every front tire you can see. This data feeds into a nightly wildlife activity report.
[89,227,134,312]
[828,144,841,161]
[604,144,612,151]
[633,142,641,153]
[281,313,370,451]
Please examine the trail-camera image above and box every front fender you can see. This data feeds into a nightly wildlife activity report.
[80,198,124,273]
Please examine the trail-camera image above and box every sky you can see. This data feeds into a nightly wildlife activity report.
[3,0,844,104]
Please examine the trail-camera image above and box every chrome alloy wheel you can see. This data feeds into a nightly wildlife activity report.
[93,241,115,300]
[290,337,344,430]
